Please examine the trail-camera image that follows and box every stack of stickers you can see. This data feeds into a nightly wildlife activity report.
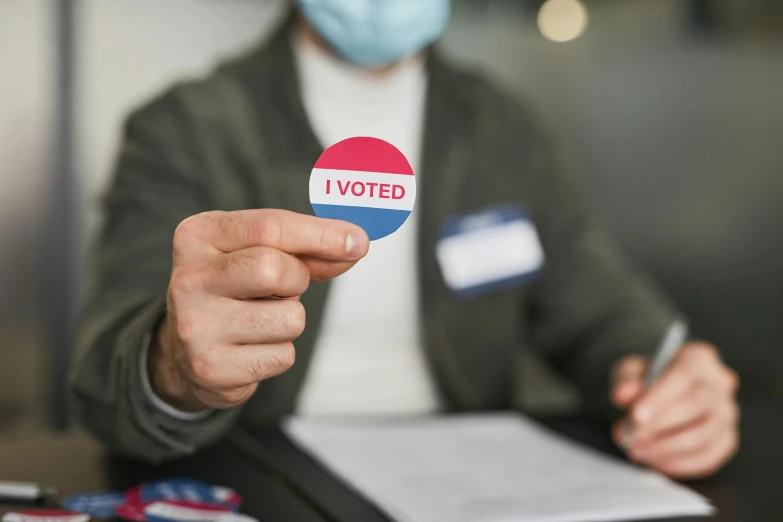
[2,479,255,522]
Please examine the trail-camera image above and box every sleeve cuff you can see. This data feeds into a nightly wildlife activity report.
[139,332,215,422]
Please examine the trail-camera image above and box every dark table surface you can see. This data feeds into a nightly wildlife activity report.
[0,396,779,522]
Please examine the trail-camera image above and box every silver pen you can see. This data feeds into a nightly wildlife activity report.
[621,318,689,449]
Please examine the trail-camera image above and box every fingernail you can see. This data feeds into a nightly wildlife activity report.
[345,230,366,258]
[345,233,354,255]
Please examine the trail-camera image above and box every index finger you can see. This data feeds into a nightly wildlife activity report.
[631,358,699,425]
[190,209,369,260]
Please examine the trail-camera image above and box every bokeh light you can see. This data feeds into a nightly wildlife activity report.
[537,0,590,43]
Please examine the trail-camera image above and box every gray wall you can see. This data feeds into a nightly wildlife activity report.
[0,0,56,434]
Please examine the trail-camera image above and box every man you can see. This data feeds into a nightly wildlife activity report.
[70,0,739,479]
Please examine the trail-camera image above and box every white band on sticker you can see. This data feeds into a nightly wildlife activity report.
[309,168,416,211]
[144,503,225,522]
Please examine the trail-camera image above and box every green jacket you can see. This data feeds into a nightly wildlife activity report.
[70,20,674,463]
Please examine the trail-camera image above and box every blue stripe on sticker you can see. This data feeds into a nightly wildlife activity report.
[312,204,411,241]
[61,492,126,518]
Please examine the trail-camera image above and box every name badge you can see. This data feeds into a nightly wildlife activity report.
[436,205,545,298]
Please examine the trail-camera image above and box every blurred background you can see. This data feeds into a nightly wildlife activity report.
[1,0,781,437]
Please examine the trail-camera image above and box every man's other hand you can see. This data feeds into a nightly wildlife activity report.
[610,343,740,479]
[149,209,370,413]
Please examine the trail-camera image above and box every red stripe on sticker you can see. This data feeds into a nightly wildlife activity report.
[115,501,145,522]
[313,137,413,175]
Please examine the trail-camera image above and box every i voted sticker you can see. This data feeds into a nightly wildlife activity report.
[143,502,229,522]
[119,480,240,520]
[310,136,416,241]
[2,511,90,522]
[61,492,126,518]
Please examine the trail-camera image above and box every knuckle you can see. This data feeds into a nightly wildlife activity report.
[245,348,294,383]
[255,250,283,286]
[188,351,217,385]
[263,343,296,376]
[172,217,197,253]
[278,342,297,371]
[173,213,213,254]
[174,311,202,345]
[168,270,196,299]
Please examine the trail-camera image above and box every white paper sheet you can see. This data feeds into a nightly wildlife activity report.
[283,414,713,522]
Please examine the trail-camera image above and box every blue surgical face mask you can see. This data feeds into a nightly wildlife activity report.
[297,0,451,68]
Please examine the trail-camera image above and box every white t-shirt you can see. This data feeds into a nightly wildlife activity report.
[293,34,442,416]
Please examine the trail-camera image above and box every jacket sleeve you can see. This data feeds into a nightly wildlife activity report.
[520,111,677,419]
[69,91,242,463]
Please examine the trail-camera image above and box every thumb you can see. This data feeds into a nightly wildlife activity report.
[611,356,649,409]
